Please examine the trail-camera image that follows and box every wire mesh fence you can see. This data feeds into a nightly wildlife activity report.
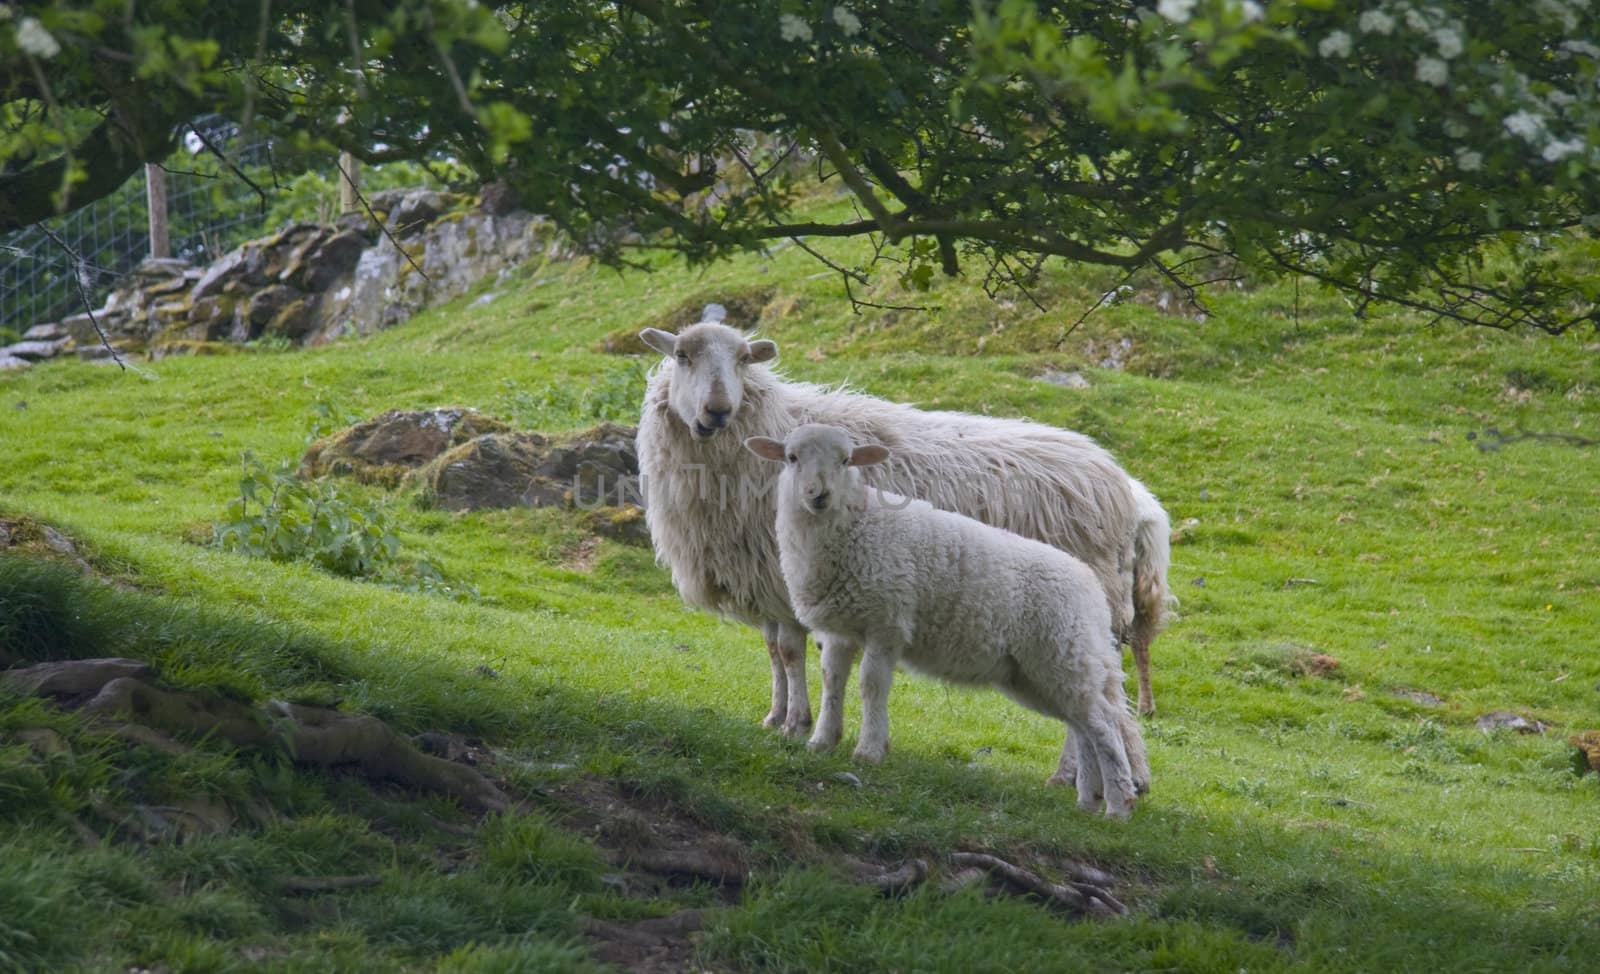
[1,119,275,335]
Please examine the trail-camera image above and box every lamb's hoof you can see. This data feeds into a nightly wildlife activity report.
[760,710,785,731]
[1137,699,1156,717]
[1046,771,1074,788]
[851,744,887,765]
[781,713,813,739]
[1104,800,1135,821]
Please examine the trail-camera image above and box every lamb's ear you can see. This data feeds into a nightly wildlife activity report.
[849,444,890,467]
[746,339,778,363]
[639,328,677,357]
[744,436,787,462]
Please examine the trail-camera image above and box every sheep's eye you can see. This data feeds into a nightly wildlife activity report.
[787,454,797,464]
[737,352,751,364]
[675,352,689,364]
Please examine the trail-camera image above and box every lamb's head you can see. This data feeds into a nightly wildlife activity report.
[639,322,777,440]
[745,424,889,515]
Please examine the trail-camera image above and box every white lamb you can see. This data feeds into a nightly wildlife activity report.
[635,321,1172,754]
[746,424,1149,818]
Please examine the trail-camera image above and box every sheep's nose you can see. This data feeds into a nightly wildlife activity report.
[808,490,831,511]
[704,407,731,427]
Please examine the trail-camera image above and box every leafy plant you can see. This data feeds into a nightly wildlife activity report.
[212,453,476,600]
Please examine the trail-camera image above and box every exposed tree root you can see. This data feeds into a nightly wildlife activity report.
[948,851,1126,918]
[616,847,748,887]
[279,875,383,894]
[5,658,510,813]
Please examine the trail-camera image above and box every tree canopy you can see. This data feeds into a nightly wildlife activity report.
[4,1,1598,332]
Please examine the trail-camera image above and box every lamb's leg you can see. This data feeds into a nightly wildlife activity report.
[1071,728,1104,813]
[852,644,896,764]
[774,622,812,738]
[1046,735,1077,788]
[759,623,789,730]
[808,636,857,752]
[1083,701,1139,820]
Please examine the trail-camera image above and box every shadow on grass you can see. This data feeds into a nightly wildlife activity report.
[3,553,1598,973]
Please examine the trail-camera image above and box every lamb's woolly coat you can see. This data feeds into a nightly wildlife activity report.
[763,425,1147,816]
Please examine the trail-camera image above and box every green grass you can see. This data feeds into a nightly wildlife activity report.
[1,213,1598,972]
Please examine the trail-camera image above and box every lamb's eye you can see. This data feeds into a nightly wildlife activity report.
[675,352,689,364]
[787,454,797,464]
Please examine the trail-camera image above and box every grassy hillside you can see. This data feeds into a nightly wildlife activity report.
[2,212,1598,973]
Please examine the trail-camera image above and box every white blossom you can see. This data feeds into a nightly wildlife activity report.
[0,6,13,21]
[779,13,813,42]
[1533,0,1580,32]
[1542,136,1587,161]
[1503,110,1545,142]
[15,16,59,58]
[1431,26,1462,59]
[1318,30,1353,58]
[1558,39,1600,59]
[1237,0,1265,22]
[832,6,862,36]
[1443,118,1468,138]
[1453,147,1483,171]
[1157,0,1198,23]
[1547,89,1576,107]
[1403,8,1431,32]
[1415,56,1449,86]
[1358,10,1396,34]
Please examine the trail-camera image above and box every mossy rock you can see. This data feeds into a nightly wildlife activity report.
[598,285,779,354]
[301,408,511,486]
[412,423,639,513]
[412,431,553,512]
[588,505,650,546]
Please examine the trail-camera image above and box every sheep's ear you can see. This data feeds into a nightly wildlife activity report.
[639,328,677,357]
[745,437,787,462]
[746,339,778,363]
[849,444,890,467]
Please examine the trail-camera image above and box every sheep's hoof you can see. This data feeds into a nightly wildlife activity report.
[1103,801,1135,822]
[852,744,887,765]
[1137,698,1156,717]
[806,729,842,753]
[760,710,785,731]
[1045,771,1073,788]
[781,713,813,738]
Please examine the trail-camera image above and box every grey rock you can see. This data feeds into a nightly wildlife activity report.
[246,284,301,327]
[190,246,248,301]
[0,339,68,361]
[1475,711,1546,735]
[0,353,30,371]
[388,189,445,236]
[1038,369,1090,389]
[22,322,67,341]
[302,230,367,291]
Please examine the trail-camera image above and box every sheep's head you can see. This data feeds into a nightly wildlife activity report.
[746,424,888,514]
[640,323,777,440]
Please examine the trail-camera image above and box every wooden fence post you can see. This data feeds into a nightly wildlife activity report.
[339,152,361,215]
[145,163,170,259]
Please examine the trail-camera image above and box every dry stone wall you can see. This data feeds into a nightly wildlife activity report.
[3,185,562,370]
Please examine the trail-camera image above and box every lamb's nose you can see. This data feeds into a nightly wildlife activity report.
[704,407,731,427]
[809,490,831,511]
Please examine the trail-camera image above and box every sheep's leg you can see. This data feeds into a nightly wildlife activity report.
[759,624,789,731]
[774,622,812,738]
[1131,639,1155,716]
[808,636,857,753]
[852,644,896,764]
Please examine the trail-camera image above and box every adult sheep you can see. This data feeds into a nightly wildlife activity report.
[636,320,1171,751]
